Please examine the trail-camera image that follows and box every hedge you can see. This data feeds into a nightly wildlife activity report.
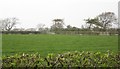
[2,51,120,68]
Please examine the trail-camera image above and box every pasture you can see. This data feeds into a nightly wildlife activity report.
[2,34,118,57]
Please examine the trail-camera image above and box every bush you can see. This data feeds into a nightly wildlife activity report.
[2,51,120,68]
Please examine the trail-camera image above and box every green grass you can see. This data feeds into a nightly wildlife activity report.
[2,34,118,57]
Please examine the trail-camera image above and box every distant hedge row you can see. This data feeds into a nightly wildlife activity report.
[2,51,120,68]
[1,31,119,35]
[1,31,42,34]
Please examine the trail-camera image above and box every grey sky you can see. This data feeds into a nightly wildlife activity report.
[0,0,119,29]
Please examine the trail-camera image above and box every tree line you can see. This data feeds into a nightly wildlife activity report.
[0,12,119,35]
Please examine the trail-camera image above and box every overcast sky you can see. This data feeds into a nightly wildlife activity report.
[0,0,119,29]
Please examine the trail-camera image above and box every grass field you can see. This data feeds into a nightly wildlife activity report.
[2,34,118,57]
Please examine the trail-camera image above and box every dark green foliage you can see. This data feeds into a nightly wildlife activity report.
[2,51,120,68]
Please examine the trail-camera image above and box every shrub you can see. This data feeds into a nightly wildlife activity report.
[2,51,120,68]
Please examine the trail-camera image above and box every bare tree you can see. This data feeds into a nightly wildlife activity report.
[0,18,19,31]
[37,23,45,31]
[84,12,117,32]
[97,12,117,31]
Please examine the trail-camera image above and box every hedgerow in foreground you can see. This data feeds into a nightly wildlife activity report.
[2,51,120,68]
